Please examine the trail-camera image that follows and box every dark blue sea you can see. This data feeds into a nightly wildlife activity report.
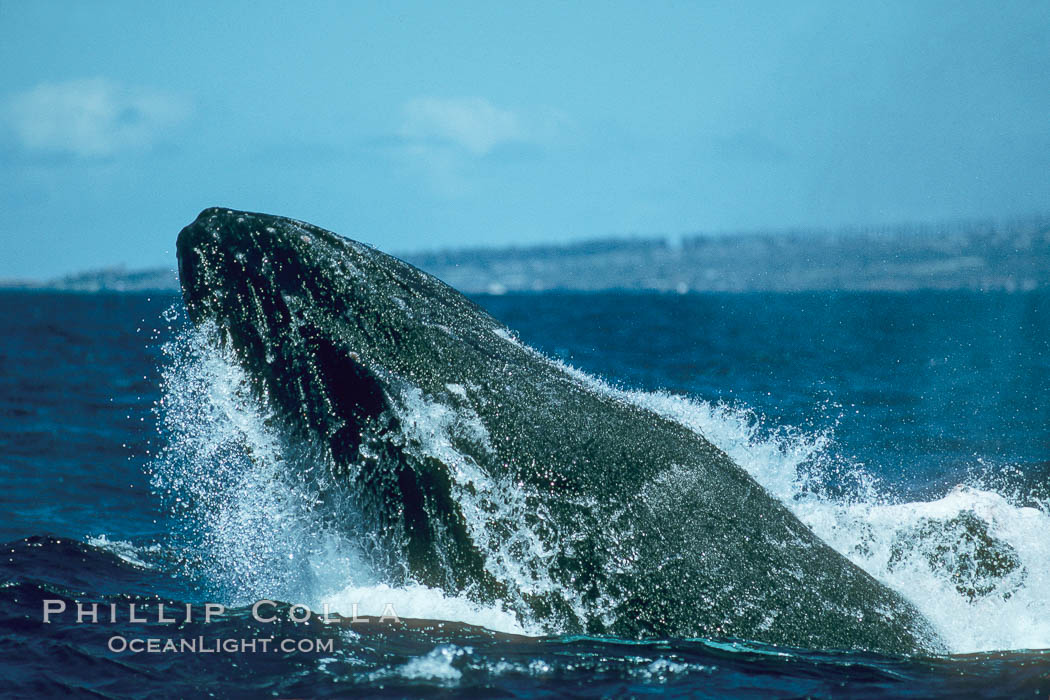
[2,289,1049,698]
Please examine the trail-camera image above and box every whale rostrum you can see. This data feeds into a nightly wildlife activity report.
[176,207,943,654]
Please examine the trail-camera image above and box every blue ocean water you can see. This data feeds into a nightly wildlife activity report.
[1,289,1048,697]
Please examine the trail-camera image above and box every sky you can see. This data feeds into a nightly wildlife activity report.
[1,1,1048,279]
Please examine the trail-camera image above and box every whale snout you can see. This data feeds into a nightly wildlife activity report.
[175,206,395,466]
[177,208,283,322]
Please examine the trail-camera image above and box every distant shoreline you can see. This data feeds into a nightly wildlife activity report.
[4,216,1048,294]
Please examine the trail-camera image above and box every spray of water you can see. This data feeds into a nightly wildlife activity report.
[149,312,529,633]
[152,311,1050,652]
[557,359,1050,653]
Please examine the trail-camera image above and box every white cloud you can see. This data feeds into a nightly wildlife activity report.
[6,78,191,158]
[397,97,567,194]
[401,97,525,155]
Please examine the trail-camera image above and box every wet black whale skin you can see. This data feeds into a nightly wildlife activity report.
[176,207,943,654]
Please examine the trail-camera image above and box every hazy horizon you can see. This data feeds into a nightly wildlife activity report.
[3,1,1049,278]
[1,209,1043,284]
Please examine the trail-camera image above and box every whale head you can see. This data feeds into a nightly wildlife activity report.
[177,207,513,591]
[177,207,495,469]
[174,207,944,653]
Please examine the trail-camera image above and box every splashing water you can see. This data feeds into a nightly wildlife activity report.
[150,319,369,605]
[556,359,1050,654]
[152,311,1050,653]
[150,315,529,633]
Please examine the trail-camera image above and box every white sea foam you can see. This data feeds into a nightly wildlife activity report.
[322,583,526,634]
[85,534,160,569]
[395,644,470,682]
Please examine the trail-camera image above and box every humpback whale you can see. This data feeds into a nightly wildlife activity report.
[176,207,942,654]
